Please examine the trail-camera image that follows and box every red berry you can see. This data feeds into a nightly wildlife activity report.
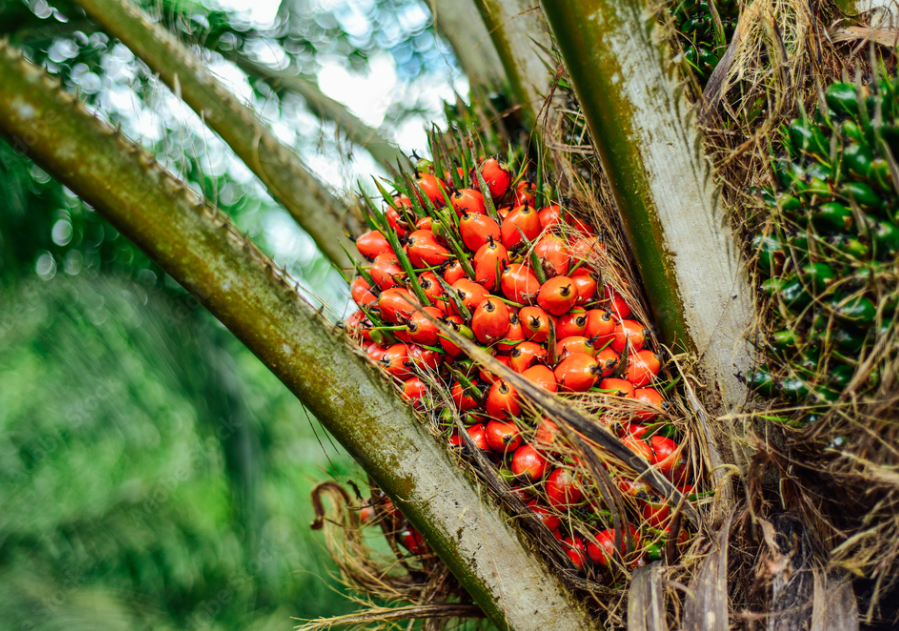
[641,496,670,528]
[625,349,661,387]
[561,535,587,570]
[471,296,512,344]
[479,354,512,384]
[546,468,582,510]
[366,342,388,363]
[439,314,466,356]
[451,381,478,411]
[509,340,546,373]
[535,419,559,449]
[599,377,635,398]
[418,272,448,313]
[474,241,510,291]
[571,268,597,304]
[406,306,443,346]
[605,285,632,319]
[556,335,596,359]
[486,380,521,419]
[370,253,404,290]
[556,307,588,339]
[413,173,448,206]
[451,278,490,314]
[585,308,615,341]
[355,229,393,261]
[611,319,648,353]
[622,435,652,461]
[526,498,561,531]
[519,306,552,342]
[511,444,548,481]
[497,313,525,353]
[633,388,666,421]
[351,276,378,307]
[554,354,600,392]
[514,180,537,205]
[587,528,639,565]
[479,157,512,199]
[537,276,579,316]
[649,435,681,476]
[406,230,451,268]
[450,188,486,216]
[379,344,412,379]
[399,527,427,554]
[460,212,501,251]
[538,204,561,229]
[443,259,466,284]
[485,420,522,453]
[378,287,417,324]
[500,263,541,305]
[595,347,621,377]
[521,364,557,392]
[466,423,489,450]
[407,344,442,370]
[501,204,541,249]
[402,376,428,407]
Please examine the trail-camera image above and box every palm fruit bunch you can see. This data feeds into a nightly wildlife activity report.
[671,0,738,82]
[340,138,699,578]
[747,77,899,424]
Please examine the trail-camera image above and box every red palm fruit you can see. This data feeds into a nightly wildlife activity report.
[537,276,579,316]
[365,342,388,363]
[378,287,417,324]
[599,377,635,398]
[479,157,512,199]
[514,180,537,204]
[474,241,510,291]
[486,380,521,418]
[500,204,542,249]
[567,215,596,237]
[546,468,582,510]
[554,354,600,392]
[617,477,651,498]
[479,354,512,384]
[450,188,486,216]
[538,204,561,229]
[587,528,639,565]
[386,202,409,237]
[511,444,549,481]
[557,335,596,359]
[402,377,428,407]
[406,306,443,346]
[535,419,559,448]
[452,278,490,314]
[413,172,447,206]
[415,216,433,231]
[509,340,546,373]
[418,272,448,313]
[556,307,588,339]
[519,306,551,342]
[439,315,468,357]
[407,344,442,370]
[497,313,524,353]
[466,424,489,450]
[561,535,587,569]
[500,263,540,304]
[641,496,670,528]
[526,499,561,531]
[585,308,615,341]
[379,344,411,379]
[649,436,681,476]
[633,388,666,421]
[622,435,653,461]
[443,259,466,284]
[571,268,598,304]
[460,212,502,251]
[605,285,632,319]
[398,527,426,554]
[534,234,571,277]
[471,296,511,344]
[611,319,648,353]
[522,364,558,392]
[451,380,478,411]
[355,230,393,261]
[618,422,648,439]
[569,236,605,261]
[406,230,451,268]
[485,420,522,453]
[625,350,661,387]
[350,276,378,307]
[596,347,621,377]
[496,205,512,220]
[370,253,404,289]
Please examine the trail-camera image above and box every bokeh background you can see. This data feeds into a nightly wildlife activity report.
[0,0,465,628]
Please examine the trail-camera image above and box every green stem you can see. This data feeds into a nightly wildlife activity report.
[0,43,598,631]
[68,0,360,269]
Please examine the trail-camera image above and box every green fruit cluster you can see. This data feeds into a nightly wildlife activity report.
[748,78,899,425]
[671,0,738,82]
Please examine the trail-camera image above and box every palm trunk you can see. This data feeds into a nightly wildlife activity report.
[540,0,755,475]
[0,42,599,631]
[68,0,362,268]
[431,0,506,93]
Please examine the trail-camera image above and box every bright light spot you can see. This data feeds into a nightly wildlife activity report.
[51,219,73,246]
[317,54,398,128]
[35,251,57,280]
